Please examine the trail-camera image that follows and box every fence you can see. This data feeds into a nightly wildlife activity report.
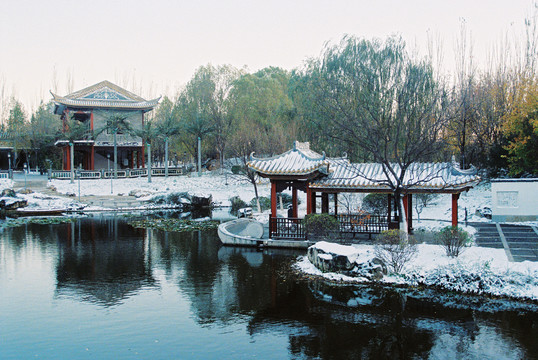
[336,214,388,236]
[268,213,389,240]
[269,216,306,240]
[50,167,185,180]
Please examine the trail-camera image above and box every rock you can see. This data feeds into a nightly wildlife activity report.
[191,195,212,208]
[1,189,16,197]
[16,188,33,194]
[48,185,57,192]
[307,241,387,280]
[129,189,153,198]
[0,199,28,210]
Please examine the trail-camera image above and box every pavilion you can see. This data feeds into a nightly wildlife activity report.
[248,141,480,239]
[52,81,160,171]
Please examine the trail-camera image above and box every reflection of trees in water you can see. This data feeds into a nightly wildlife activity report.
[55,217,155,306]
[150,229,301,324]
[1,222,64,256]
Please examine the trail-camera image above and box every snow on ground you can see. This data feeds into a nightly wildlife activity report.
[50,172,270,207]
[296,243,538,301]
[3,173,538,299]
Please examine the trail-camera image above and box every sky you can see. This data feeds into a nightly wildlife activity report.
[0,0,536,115]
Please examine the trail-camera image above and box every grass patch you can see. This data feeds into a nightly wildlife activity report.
[129,218,219,232]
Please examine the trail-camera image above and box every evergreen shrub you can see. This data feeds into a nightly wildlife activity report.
[304,213,339,240]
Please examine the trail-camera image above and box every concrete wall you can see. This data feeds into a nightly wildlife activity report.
[491,179,538,221]
[92,109,143,146]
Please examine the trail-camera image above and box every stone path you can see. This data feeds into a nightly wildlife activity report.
[471,222,538,262]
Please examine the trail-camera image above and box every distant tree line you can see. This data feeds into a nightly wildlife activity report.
[1,12,538,178]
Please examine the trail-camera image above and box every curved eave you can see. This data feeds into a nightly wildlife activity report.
[310,177,481,193]
[248,162,328,177]
[52,94,160,111]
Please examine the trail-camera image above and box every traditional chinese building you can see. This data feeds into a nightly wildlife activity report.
[52,81,160,170]
[248,141,480,238]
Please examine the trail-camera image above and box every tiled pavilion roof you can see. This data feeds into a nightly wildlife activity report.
[249,142,480,193]
[248,141,329,177]
[51,80,160,111]
[310,159,480,193]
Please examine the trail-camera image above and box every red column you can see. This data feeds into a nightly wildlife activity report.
[402,194,409,225]
[311,191,317,214]
[64,147,70,171]
[90,111,94,131]
[271,181,277,218]
[452,193,460,227]
[306,185,312,215]
[292,186,298,218]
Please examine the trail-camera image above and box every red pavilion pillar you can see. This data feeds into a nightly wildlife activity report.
[271,180,277,218]
[452,193,460,227]
[292,186,298,218]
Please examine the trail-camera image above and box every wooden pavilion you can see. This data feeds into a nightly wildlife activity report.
[52,81,160,171]
[248,142,480,239]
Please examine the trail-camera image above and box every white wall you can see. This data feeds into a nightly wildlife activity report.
[491,179,538,221]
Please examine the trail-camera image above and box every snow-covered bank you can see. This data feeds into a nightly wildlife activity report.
[296,242,538,301]
[50,173,270,207]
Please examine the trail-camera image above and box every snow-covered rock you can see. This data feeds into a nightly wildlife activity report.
[307,241,387,280]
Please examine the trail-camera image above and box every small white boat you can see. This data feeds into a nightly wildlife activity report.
[217,218,311,249]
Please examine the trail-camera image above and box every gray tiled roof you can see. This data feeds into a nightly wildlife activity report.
[248,141,329,176]
[310,159,480,192]
[51,80,160,110]
[248,142,480,192]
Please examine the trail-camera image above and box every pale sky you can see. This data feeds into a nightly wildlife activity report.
[0,0,535,114]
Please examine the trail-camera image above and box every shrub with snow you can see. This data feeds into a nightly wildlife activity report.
[374,229,417,273]
[436,226,472,257]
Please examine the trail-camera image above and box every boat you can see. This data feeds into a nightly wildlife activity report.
[10,208,66,217]
[217,218,311,249]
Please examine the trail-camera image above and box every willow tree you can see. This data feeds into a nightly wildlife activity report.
[176,64,241,170]
[299,35,450,221]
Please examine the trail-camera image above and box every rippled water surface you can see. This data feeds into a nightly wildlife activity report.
[0,215,537,359]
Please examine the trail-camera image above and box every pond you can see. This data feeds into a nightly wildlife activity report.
[0,214,537,359]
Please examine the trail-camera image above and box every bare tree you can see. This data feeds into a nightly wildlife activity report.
[299,35,451,222]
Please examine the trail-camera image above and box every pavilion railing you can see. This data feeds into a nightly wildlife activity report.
[336,214,389,237]
[269,216,306,240]
[50,167,186,180]
[268,213,389,241]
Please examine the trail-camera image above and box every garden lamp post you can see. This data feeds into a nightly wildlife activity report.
[8,153,11,178]
[23,163,27,190]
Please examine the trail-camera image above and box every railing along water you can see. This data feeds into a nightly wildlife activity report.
[269,216,306,240]
[50,167,186,180]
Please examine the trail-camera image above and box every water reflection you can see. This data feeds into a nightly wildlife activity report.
[0,216,537,359]
[54,216,156,306]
